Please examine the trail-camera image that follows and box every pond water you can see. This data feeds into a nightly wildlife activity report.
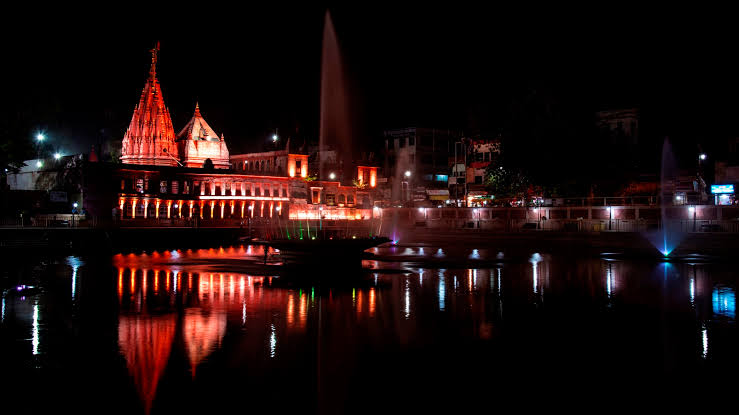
[1,245,737,413]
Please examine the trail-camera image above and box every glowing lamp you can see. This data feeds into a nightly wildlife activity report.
[248,205,254,210]
[404,170,411,177]
[73,202,78,208]
[329,172,336,180]
[700,154,707,160]
[689,206,696,213]
[36,161,43,168]
[272,134,278,142]
[54,153,61,160]
[36,133,44,141]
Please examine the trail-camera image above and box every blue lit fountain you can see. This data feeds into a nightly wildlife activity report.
[646,137,685,258]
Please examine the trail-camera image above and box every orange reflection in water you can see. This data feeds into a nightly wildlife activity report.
[118,314,176,415]
[183,309,227,377]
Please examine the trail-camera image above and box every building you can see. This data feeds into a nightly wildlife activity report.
[382,127,460,205]
[109,45,379,223]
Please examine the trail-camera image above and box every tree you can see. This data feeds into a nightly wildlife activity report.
[484,164,530,201]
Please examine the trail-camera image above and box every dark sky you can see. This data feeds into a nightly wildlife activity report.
[5,5,739,165]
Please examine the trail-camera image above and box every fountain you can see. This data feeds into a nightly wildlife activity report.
[319,10,353,182]
[260,10,389,273]
[647,137,685,258]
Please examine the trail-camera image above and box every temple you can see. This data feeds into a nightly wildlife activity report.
[110,44,379,223]
[177,103,230,169]
[120,43,179,166]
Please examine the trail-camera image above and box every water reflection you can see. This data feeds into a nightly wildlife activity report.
[712,285,736,319]
[183,309,226,376]
[4,247,739,413]
[118,314,176,415]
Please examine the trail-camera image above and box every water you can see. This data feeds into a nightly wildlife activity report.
[2,246,738,413]
[649,137,684,256]
[319,10,352,182]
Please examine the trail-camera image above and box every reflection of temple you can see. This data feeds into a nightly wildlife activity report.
[183,309,227,376]
[118,314,176,415]
[111,44,379,223]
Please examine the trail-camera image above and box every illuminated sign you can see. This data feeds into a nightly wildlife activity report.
[711,184,734,194]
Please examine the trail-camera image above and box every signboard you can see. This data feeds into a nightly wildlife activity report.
[711,184,734,194]
[49,191,68,203]
[427,189,449,196]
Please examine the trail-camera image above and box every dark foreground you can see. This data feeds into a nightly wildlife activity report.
[1,244,737,413]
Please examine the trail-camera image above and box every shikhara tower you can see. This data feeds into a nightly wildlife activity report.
[121,43,179,166]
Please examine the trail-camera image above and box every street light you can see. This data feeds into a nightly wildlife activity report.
[404,170,411,177]
[329,172,336,180]
[54,153,61,160]
[36,134,45,142]
[272,134,278,142]
[699,154,707,161]
[36,161,43,168]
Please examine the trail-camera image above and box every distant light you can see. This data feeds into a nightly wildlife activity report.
[700,154,707,160]
[319,206,324,211]
[248,205,254,210]
[36,134,45,141]
[689,206,696,213]
[54,153,61,160]
[73,202,78,208]
[329,172,336,180]
[606,207,612,212]
[174,204,179,209]
[275,206,281,211]
[36,161,43,168]
[404,170,411,177]
[272,134,278,142]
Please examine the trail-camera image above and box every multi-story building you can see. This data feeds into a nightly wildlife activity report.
[109,45,378,222]
[382,127,461,205]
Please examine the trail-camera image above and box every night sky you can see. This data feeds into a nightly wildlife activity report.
[5,6,739,172]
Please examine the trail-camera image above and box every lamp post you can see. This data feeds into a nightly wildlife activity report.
[403,170,412,205]
[72,202,78,227]
[689,206,696,232]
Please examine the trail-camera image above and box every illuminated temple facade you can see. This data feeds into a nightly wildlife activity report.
[114,45,378,221]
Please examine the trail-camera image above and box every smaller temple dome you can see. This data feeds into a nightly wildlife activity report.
[177,103,221,142]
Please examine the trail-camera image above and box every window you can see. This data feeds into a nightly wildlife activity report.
[325,193,336,205]
[171,181,179,194]
[312,189,320,204]
[475,175,483,184]
[160,181,167,193]
[136,178,144,193]
[144,179,149,192]
[435,174,448,182]
[296,160,302,171]
[409,135,415,146]
[338,194,346,204]
[423,174,433,181]
[255,187,262,196]
[347,194,355,204]
[421,136,433,146]
[183,181,190,195]
[282,187,287,197]
[399,137,406,148]
[120,179,126,191]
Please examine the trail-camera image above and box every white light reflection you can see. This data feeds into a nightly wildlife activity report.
[173,271,178,293]
[242,301,246,325]
[269,324,277,358]
[404,279,411,319]
[435,248,445,258]
[702,324,708,359]
[530,253,542,295]
[32,304,39,355]
[689,277,695,306]
[67,256,82,300]
[419,269,424,285]
[1,297,5,323]
[470,249,480,259]
[606,264,613,299]
[438,271,446,311]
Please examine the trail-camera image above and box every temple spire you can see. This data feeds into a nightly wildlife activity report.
[194,102,201,117]
[149,41,160,79]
